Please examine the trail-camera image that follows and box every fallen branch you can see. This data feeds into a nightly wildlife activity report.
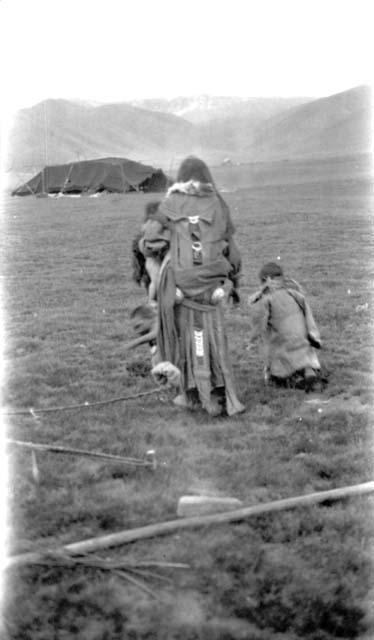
[5,551,189,598]
[7,439,156,468]
[6,481,374,568]
[112,568,159,599]
[6,551,189,572]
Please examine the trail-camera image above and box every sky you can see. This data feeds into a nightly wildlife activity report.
[0,0,373,118]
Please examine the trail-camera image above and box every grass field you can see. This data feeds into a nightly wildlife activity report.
[1,161,374,639]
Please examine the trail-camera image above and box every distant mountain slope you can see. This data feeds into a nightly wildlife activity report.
[246,85,372,159]
[5,87,371,184]
[6,99,199,173]
[130,95,309,123]
[5,96,311,174]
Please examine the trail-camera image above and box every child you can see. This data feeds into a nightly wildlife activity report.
[248,262,322,391]
[131,201,171,306]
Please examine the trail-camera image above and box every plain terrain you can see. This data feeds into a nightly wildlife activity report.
[2,158,374,639]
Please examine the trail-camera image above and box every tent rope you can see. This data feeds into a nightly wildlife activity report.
[1,387,164,416]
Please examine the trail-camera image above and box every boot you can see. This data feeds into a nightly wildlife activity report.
[304,367,317,392]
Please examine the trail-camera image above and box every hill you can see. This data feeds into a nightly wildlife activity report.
[4,87,371,186]
[5,99,200,175]
[246,85,372,160]
[130,95,309,123]
[129,88,371,161]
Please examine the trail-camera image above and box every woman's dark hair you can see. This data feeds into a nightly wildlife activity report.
[176,156,215,185]
[175,156,235,238]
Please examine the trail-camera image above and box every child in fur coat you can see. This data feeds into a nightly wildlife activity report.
[248,262,322,391]
[131,201,171,305]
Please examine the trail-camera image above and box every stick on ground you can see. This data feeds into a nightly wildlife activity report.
[7,439,154,467]
[6,481,374,568]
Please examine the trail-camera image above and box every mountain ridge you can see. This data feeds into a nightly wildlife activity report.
[5,86,371,181]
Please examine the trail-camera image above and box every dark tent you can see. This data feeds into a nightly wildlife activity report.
[12,157,168,196]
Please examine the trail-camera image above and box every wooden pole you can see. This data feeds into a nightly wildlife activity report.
[6,481,374,569]
[7,439,153,467]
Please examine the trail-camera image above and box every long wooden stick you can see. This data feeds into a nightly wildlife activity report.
[6,481,374,569]
[6,439,154,467]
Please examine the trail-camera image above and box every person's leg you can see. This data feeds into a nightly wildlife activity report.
[173,388,201,410]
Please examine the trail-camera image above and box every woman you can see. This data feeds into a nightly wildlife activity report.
[153,156,244,416]
[248,262,322,391]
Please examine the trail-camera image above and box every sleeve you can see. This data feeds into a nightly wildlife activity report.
[288,290,321,348]
[248,298,270,341]
[216,194,241,277]
[303,298,321,348]
[225,236,241,278]
[217,193,235,237]
[217,192,242,282]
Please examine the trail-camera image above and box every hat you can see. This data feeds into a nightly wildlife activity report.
[259,262,283,281]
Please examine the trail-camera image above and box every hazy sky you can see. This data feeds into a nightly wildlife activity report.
[0,0,372,116]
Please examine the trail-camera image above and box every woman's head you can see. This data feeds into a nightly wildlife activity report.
[176,156,215,185]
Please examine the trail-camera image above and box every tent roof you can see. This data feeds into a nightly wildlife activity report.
[12,157,167,196]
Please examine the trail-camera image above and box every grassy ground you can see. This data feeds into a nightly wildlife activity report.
[1,164,374,639]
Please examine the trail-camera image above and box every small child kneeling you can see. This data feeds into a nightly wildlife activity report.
[248,262,325,392]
